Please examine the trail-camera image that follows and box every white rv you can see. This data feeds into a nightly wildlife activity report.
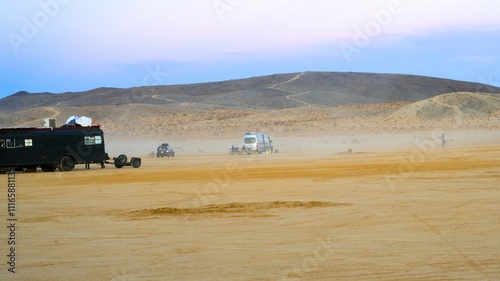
[242,132,273,154]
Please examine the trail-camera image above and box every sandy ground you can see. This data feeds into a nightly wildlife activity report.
[1,131,499,280]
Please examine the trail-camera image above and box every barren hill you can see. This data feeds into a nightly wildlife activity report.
[1,72,500,139]
[354,92,500,130]
[1,72,499,112]
[383,92,500,120]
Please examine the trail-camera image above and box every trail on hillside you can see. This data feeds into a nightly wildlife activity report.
[269,72,305,89]
[431,96,463,125]
[285,91,311,106]
[46,107,60,119]
[269,72,310,106]
[16,107,60,127]
[152,94,178,103]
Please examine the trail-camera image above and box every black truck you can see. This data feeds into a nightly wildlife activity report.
[0,126,140,172]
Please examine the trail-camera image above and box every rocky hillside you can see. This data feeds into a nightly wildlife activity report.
[1,72,499,112]
[1,72,499,139]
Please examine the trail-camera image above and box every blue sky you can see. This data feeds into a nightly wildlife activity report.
[1,0,499,99]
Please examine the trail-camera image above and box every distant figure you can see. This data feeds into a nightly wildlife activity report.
[441,132,447,147]
[85,162,90,169]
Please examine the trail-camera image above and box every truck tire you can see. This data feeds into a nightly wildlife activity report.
[114,154,127,168]
[131,157,141,168]
[58,156,75,171]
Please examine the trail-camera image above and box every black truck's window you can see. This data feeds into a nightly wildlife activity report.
[84,136,102,145]
[15,139,23,148]
[25,139,33,147]
[6,139,15,148]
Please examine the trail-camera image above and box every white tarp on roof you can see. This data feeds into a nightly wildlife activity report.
[66,116,93,127]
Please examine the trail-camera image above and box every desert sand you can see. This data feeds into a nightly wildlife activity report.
[1,128,499,280]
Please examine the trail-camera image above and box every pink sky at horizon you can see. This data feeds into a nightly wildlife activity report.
[1,0,499,96]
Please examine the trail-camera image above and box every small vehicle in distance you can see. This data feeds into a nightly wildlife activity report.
[242,132,273,154]
[156,143,175,157]
[229,145,244,155]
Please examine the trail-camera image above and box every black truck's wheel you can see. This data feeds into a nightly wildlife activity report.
[58,156,75,171]
[41,164,57,172]
[131,157,141,168]
[114,154,127,168]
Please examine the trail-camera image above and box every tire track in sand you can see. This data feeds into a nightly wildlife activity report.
[395,204,488,279]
